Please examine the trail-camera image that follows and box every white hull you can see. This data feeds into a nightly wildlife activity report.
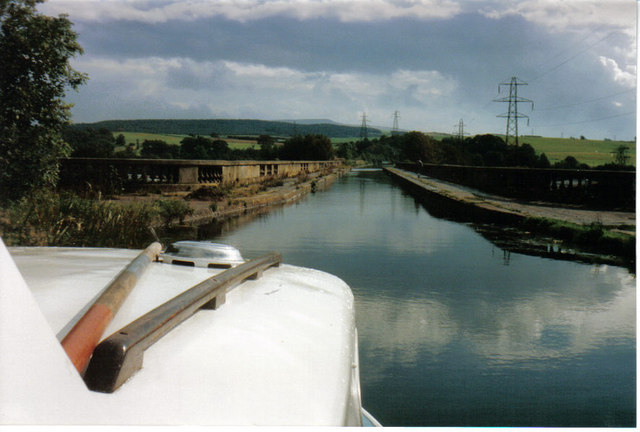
[1,241,366,426]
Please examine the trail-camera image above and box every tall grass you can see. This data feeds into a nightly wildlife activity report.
[1,192,160,248]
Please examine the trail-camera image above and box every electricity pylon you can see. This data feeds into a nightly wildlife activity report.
[391,111,400,136]
[454,118,466,141]
[360,113,369,139]
[494,77,533,146]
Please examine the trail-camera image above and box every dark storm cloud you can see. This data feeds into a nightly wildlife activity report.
[77,13,546,77]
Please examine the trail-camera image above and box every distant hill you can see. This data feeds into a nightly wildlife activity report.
[277,118,342,125]
[73,119,382,138]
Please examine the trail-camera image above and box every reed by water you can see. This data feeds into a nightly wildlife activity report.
[0,191,193,248]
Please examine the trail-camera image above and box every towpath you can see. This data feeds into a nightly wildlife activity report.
[385,167,635,234]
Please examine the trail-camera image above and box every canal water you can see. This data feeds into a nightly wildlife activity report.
[195,169,635,427]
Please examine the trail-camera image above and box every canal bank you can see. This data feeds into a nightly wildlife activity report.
[384,167,635,263]
[168,168,345,225]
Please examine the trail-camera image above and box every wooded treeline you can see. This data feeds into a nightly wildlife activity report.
[336,132,634,170]
[73,119,382,138]
[63,127,335,161]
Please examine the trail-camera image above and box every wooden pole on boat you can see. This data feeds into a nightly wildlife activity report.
[61,242,162,374]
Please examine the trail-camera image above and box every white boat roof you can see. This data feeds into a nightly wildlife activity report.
[0,240,362,426]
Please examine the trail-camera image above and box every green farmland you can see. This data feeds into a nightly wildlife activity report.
[519,136,636,167]
[119,132,187,146]
[118,132,259,151]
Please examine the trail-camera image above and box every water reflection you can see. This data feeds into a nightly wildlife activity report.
[190,169,634,427]
[356,260,634,365]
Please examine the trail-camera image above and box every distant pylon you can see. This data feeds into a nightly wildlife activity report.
[360,113,369,139]
[454,118,465,141]
[391,111,400,136]
[494,77,533,146]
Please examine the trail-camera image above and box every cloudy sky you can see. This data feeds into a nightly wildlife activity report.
[40,0,636,140]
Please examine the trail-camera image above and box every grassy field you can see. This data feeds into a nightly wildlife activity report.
[519,136,635,166]
[119,132,187,146]
[118,132,258,150]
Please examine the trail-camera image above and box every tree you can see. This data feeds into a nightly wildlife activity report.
[258,134,276,159]
[400,131,436,163]
[280,134,333,160]
[554,155,580,169]
[335,141,357,160]
[506,143,537,167]
[115,134,126,147]
[140,139,179,159]
[180,136,230,160]
[0,0,86,202]
[63,127,115,157]
[209,139,230,159]
[180,136,211,159]
[537,153,551,168]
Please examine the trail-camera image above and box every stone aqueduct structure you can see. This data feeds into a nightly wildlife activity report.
[60,157,634,210]
[60,158,341,191]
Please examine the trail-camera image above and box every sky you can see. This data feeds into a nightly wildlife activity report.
[40,0,637,140]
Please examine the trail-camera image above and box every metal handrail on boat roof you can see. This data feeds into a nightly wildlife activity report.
[83,252,282,393]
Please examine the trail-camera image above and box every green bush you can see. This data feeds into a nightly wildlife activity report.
[155,199,194,226]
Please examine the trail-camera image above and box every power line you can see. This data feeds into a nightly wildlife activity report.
[528,31,616,82]
[527,26,607,77]
[536,110,634,128]
[535,88,634,111]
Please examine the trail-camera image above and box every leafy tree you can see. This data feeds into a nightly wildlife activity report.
[180,136,211,159]
[140,139,179,159]
[537,153,551,168]
[0,0,86,202]
[400,131,436,162]
[435,139,464,164]
[335,141,357,160]
[63,127,115,157]
[280,134,333,160]
[210,139,230,159]
[115,134,126,147]
[258,134,276,159]
[554,155,580,169]
[464,134,506,165]
[505,143,537,167]
[356,137,372,154]
[180,136,230,160]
